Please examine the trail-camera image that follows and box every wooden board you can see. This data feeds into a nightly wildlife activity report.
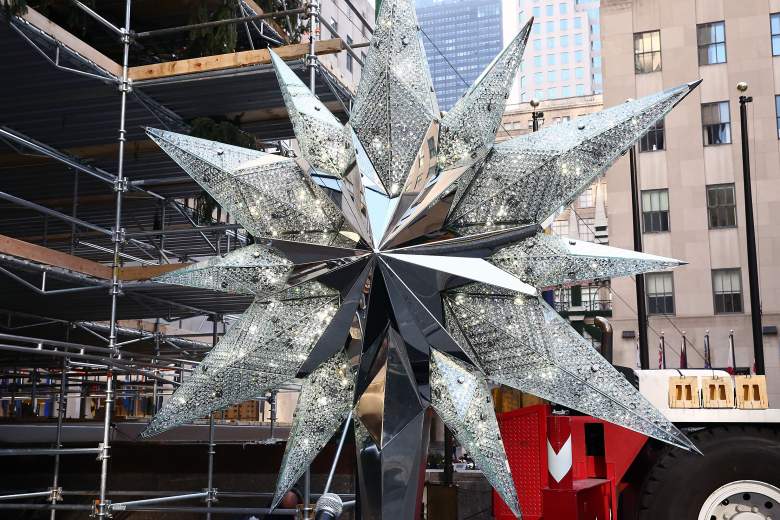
[701,376,735,409]
[734,375,769,410]
[668,376,700,409]
[119,263,190,281]
[20,6,123,78]
[128,38,344,81]
[0,234,111,279]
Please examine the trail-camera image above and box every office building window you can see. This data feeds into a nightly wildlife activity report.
[559,2,567,14]
[534,39,542,51]
[642,189,669,233]
[639,119,665,152]
[697,21,726,65]
[547,37,555,49]
[329,17,338,36]
[533,55,542,67]
[575,50,583,62]
[560,35,569,48]
[533,22,541,35]
[634,30,661,73]
[551,219,569,237]
[578,217,595,241]
[548,87,557,98]
[575,67,584,79]
[560,18,569,31]
[574,16,582,29]
[534,72,543,83]
[702,101,731,145]
[546,3,553,15]
[561,52,569,64]
[776,95,780,138]
[712,269,742,314]
[772,13,780,55]
[561,68,570,80]
[575,83,585,95]
[574,33,583,45]
[546,20,554,32]
[578,187,594,207]
[647,272,674,315]
[706,183,736,229]
[533,6,541,17]
[534,89,544,100]
[561,85,570,97]
[346,36,353,72]
[547,70,556,81]
[547,54,556,65]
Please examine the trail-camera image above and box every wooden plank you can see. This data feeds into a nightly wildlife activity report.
[128,38,344,81]
[243,0,290,42]
[0,234,111,279]
[119,263,190,281]
[19,6,123,78]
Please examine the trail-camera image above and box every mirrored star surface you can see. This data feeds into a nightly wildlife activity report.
[143,3,701,517]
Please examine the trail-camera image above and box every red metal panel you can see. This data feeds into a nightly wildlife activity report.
[494,405,549,520]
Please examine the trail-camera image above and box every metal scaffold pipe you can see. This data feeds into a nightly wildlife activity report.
[96,0,132,516]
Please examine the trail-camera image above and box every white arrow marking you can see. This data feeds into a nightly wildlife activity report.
[547,436,573,483]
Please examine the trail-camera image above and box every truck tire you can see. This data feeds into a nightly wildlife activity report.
[637,425,780,520]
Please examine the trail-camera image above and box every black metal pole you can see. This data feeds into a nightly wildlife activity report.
[443,426,454,486]
[738,94,765,375]
[629,145,649,369]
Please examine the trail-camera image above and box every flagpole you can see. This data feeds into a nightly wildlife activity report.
[680,331,688,369]
[661,331,666,369]
[704,329,711,369]
[729,329,737,373]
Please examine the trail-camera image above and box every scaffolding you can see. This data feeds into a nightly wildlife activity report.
[0,0,372,516]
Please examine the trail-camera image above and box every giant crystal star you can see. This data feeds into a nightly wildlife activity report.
[142,4,701,518]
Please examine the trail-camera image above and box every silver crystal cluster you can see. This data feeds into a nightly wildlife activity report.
[143,0,702,516]
[272,351,354,508]
[430,349,521,517]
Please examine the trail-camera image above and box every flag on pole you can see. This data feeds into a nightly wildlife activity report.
[726,330,736,375]
[658,334,666,369]
[703,331,712,369]
[679,332,688,369]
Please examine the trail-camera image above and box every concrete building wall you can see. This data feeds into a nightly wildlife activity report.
[601,0,780,404]
[319,0,375,92]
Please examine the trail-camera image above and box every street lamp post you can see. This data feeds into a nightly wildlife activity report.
[530,98,544,132]
[737,82,765,375]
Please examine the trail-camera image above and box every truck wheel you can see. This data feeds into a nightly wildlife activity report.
[637,425,780,520]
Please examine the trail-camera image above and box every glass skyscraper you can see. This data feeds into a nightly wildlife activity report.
[516,0,601,101]
[416,0,504,110]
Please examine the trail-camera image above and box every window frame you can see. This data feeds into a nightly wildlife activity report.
[706,183,737,229]
[701,101,732,146]
[641,188,670,233]
[646,272,675,316]
[346,35,354,72]
[776,95,780,138]
[772,13,780,56]
[639,118,665,152]
[697,21,727,65]
[712,268,743,314]
[633,30,662,74]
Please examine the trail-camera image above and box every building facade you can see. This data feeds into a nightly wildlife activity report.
[503,0,601,103]
[319,0,375,91]
[416,0,504,110]
[602,0,780,403]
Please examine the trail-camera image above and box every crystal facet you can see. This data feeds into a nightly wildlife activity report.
[430,349,521,517]
[272,351,354,508]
